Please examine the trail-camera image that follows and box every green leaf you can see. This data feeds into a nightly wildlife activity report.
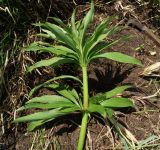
[36,33,51,39]
[26,43,78,59]
[27,95,72,104]
[14,108,62,122]
[51,45,77,56]
[25,44,60,54]
[46,75,82,85]
[82,0,94,32]
[88,35,131,60]
[71,9,78,38]
[47,84,80,106]
[14,106,80,123]
[103,25,121,37]
[43,22,76,49]
[28,75,82,98]
[84,16,114,55]
[28,106,82,131]
[17,102,75,111]
[89,86,131,105]
[93,52,143,66]
[27,57,74,72]
[89,93,106,104]
[105,108,114,118]
[49,17,71,34]
[28,120,44,131]
[79,0,94,45]
[88,103,106,118]
[70,88,80,101]
[27,118,54,131]
[41,29,56,39]
[105,85,132,99]
[100,98,133,108]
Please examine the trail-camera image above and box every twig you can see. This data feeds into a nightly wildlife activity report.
[1,113,5,134]
[141,88,160,99]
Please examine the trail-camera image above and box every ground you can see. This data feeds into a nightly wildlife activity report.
[1,0,160,150]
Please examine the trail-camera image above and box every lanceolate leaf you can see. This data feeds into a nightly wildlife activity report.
[105,108,114,118]
[26,45,65,55]
[103,25,121,37]
[88,35,131,60]
[28,75,82,98]
[41,29,56,39]
[21,93,80,116]
[17,102,75,111]
[14,108,62,122]
[71,9,78,38]
[84,16,114,55]
[79,0,94,45]
[27,118,55,131]
[43,22,76,49]
[101,98,134,108]
[88,103,106,118]
[14,106,80,123]
[28,120,44,131]
[49,17,71,34]
[89,93,106,103]
[105,85,132,99]
[25,44,78,59]
[47,84,80,106]
[70,88,80,101]
[27,57,74,72]
[93,52,143,66]
[27,107,80,131]
[89,85,131,103]
[27,95,72,104]
[45,75,82,85]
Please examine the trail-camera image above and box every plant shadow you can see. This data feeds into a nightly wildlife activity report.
[88,62,136,95]
[45,113,82,136]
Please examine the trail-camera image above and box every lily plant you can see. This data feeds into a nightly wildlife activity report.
[14,1,142,150]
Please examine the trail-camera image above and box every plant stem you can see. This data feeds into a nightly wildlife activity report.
[77,112,88,150]
[82,66,89,110]
[77,66,89,150]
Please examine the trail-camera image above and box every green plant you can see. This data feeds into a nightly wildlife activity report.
[14,1,142,149]
[122,134,160,150]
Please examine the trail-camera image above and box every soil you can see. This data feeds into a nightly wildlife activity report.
[1,1,160,150]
